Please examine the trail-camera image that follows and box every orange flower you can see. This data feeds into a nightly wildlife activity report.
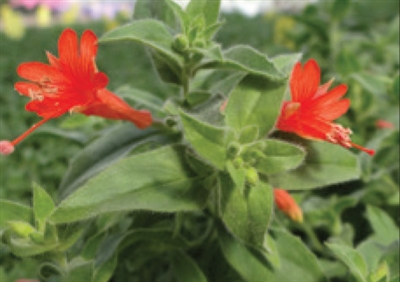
[0,28,152,155]
[274,188,303,223]
[276,59,374,156]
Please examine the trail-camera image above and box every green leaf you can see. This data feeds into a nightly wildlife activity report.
[272,229,327,282]
[116,86,164,112]
[149,49,182,85]
[271,53,302,76]
[51,146,208,223]
[218,225,274,281]
[100,19,182,67]
[171,249,207,282]
[93,254,117,282]
[59,125,174,200]
[209,72,246,96]
[180,110,232,169]
[255,139,305,175]
[203,0,221,27]
[226,160,246,192]
[186,91,212,106]
[219,173,273,247]
[326,243,368,282]
[165,0,189,33]
[225,84,286,136]
[269,141,360,190]
[67,258,93,282]
[366,205,399,245]
[357,238,385,274]
[33,183,55,232]
[0,200,31,230]
[208,45,285,80]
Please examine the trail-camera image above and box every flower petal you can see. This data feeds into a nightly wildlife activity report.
[313,84,348,107]
[318,99,350,120]
[81,89,153,129]
[58,28,78,66]
[80,29,98,73]
[290,59,320,102]
[14,81,41,97]
[17,62,64,83]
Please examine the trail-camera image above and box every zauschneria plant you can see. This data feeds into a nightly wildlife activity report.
[276,59,375,156]
[0,28,152,155]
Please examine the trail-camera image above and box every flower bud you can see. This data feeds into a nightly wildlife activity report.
[245,167,259,186]
[273,189,303,223]
[227,141,241,159]
[172,34,189,53]
[7,221,36,238]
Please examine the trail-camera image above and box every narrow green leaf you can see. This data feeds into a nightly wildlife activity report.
[366,205,399,245]
[256,139,305,175]
[209,72,246,96]
[93,254,117,282]
[33,183,55,232]
[271,53,302,76]
[269,141,360,190]
[180,110,231,169]
[218,225,274,281]
[219,174,273,247]
[165,0,189,33]
[116,86,164,112]
[185,0,206,21]
[100,19,182,67]
[0,200,31,230]
[59,125,174,200]
[225,84,286,136]
[67,258,93,282]
[208,46,285,80]
[51,146,208,223]
[171,249,208,282]
[272,229,327,282]
[326,243,368,282]
[203,0,221,27]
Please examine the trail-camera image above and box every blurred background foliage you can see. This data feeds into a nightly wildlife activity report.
[0,0,399,280]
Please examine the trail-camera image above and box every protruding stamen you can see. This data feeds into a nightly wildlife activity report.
[350,142,375,156]
[9,118,50,147]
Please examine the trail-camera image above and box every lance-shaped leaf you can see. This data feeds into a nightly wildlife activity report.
[255,139,305,175]
[50,146,209,223]
[171,249,208,282]
[326,243,368,282]
[271,229,327,282]
[180,110,233,169]
[100,19,182,68]
[0,200,31,230]
[269,141,360,190]
[218,225,274,281]
[225,84,286,136]
[219,173,273,248]
[204,46,285,81]
[59,125,176,200]
[33,183,55,232]
[186,0,221,28]
[271,53,302,77]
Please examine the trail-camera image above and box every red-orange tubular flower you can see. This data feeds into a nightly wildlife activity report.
[0,28,152,155]
[274,189,303,223]
[276,59,374,156]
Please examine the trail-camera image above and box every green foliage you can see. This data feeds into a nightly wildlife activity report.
[0,0,398,281]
